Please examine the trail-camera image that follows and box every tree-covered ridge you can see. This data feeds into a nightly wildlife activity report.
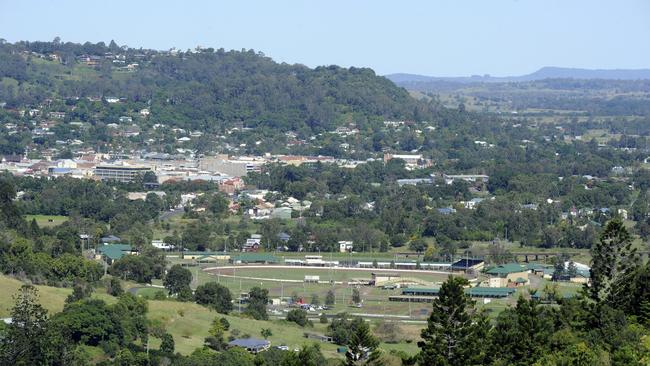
[0,40,435,133]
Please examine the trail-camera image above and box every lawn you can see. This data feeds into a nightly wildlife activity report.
[23,214,69,228]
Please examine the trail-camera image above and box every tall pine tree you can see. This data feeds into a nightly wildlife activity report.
[588,219,639,310]
[345,317,379,365]
[418,276,489,366]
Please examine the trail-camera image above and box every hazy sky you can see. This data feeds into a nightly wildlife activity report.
[1,0,649,76]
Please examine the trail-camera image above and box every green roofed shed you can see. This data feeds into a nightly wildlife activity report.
[97,244,133,263]
[402,286,516,299]
[485,263,528,276]
[231,253,278,264]
[466,287,517,298]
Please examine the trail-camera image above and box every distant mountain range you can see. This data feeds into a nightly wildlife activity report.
[386,67,650,84]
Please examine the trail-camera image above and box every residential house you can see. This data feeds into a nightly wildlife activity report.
[463,197,484,209]
[96,244,135,265]
[338,241,353,253]
[228,338,270,353]
[243,234,262,252]
[437,207,456,215]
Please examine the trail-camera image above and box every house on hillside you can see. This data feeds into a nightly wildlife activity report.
[243,234,262,252]
[277,232,291,242]
[228,338,270,353]
[437,207,456,215]
[96,244,136,265]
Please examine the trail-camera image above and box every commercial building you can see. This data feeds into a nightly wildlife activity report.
[94,164,152,182]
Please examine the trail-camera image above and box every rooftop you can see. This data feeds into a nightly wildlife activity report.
[232,253,279,263]
[485,263,529,275]
[228,338,270,349]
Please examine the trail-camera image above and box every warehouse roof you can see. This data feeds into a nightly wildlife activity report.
[402,286,516,298]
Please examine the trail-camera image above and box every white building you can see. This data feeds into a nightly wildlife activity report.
[339,241,353,253]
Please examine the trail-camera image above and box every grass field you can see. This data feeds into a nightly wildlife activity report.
[0,275,420,358]
[146,300,420,358]
[23,214,69,228]
[206,266,450,283]
[0,275,116,317]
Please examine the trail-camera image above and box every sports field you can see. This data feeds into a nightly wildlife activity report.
[206,265,452,283]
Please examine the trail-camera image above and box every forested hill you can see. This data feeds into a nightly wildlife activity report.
[0,40,437,132]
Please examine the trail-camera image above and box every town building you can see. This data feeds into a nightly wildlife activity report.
[94,164,152,182]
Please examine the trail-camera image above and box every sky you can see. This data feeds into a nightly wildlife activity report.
[1,0,649,76]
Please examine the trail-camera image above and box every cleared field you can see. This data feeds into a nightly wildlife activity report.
[0,275,115,317]
[23,214,69,228]
[206,266,451,283]
[146,299,420,357]
[0,276,419,358]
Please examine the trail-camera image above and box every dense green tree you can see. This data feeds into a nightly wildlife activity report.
[0,285,53,365]
[409,238,427,253]
[286,309,311,327]
[418,276,489,366]
[160,333,175,354]
[351,288,361,304]
[260,328,272,339]
[589,219,639,310]
[345,317,379,365]
[490,297,555,365]
[163,264,193,296]
[281,343,328,366]
[65,281,93,304]
[194,282,233,313]
[204,317,227,351]
[109,255,158,283]
[325,289,335,305]
[245,287,269,320]
[107,277,124,296]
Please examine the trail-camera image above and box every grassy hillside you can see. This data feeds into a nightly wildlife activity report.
[0,275,419,359]
[0,275,116,317]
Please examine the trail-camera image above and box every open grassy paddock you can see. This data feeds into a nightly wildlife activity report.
[23,214,69,228]
[0,275,420,358]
